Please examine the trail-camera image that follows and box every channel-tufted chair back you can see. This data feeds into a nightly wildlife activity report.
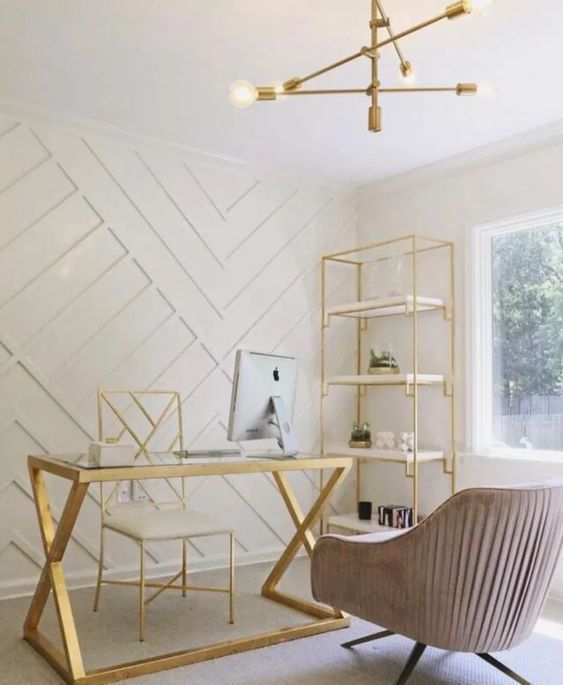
[312,483,563,653]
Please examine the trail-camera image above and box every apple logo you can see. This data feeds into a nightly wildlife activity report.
[273,366,280,382]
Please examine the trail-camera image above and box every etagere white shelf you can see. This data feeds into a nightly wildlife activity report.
[326,445,444,465]
[326,513,392,535]
[324,294,446,322]
[320,235,456,536]
[327,373,445,387]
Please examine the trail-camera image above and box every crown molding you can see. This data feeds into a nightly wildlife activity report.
[0,98,357,194]
[5,97,562,200]
[359,118,563,199]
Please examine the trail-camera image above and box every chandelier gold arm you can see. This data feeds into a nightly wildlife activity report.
[373,0,410,73]
[363,8,456,58]
[290,51,365,90]
[282,86,473,96]
[286,4,467,91]
[229,0,487,132]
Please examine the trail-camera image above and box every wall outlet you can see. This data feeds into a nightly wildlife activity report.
[132,480,151,502]
[117,481,132,503]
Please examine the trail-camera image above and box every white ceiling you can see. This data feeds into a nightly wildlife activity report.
[0,0,562,183]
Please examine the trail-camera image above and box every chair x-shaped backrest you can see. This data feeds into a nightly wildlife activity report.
[97,389,185,512]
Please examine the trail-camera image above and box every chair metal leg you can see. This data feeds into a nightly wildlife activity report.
[229,533,235,624]
[341,629,394,648]
[395,642,427,685]
[93,526,105,612]
[139,542,145,642]
[182,539,187,598]
[477,653,532,685]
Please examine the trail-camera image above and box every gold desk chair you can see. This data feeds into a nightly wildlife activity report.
[93,389,235,641]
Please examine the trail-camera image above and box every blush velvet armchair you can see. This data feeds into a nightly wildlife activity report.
[311,483,563,685]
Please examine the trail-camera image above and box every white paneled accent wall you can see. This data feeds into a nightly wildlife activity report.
[0,111,358,598]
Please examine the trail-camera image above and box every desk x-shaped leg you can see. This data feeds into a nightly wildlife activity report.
[262,466,349,620]
[24,465,89,684]
[23,461,350,685]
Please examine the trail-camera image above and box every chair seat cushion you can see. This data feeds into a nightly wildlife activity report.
[104,508,234,541]
[325,529,407,544]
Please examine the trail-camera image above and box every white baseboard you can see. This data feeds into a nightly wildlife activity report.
[0,547,302,601]
[2,548,561,606]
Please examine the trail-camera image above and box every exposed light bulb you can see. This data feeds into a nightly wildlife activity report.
[463,0,495,13]
[476,81,495,98]
[400,62,416,85]
[228,80,257,108]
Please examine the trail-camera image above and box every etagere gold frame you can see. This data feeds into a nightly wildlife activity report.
[320,234,456,528]
[24,454,351,685]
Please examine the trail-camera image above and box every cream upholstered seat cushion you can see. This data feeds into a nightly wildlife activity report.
[104,508,234,541]
[328,530,408,544]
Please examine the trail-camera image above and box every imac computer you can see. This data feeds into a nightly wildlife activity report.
[227,350,298,458]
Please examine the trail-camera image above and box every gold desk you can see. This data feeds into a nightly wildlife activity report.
[24,453,352,685]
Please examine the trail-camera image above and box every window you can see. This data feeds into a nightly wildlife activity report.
[471,209,563,457]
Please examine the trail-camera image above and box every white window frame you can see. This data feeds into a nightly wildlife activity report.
[469,205,563,460]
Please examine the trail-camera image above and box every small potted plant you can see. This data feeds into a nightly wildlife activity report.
[349,421,372,448]
[368,345,400,375]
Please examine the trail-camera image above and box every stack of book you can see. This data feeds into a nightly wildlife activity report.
[378,504,413,529]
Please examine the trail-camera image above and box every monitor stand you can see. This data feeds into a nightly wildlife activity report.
[270,395,298,458]
[244,397,299,460]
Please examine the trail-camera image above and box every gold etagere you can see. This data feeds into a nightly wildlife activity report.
[320,234,456,533]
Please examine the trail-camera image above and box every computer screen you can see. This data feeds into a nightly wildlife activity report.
[227,350,298,456]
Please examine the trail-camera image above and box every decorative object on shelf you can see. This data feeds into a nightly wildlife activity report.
[398,432,415,453]
[358,501,373,521]
[369,346,400,375]
[375,431,396,450]
[386,254,406,298]
[349,422,372,448]
[378,504,414,529]
[228,0,495,133]
[366,254,406,299]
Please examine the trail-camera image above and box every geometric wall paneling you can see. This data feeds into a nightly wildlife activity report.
[53,287,177,408]
[140,150,299,266]
[185,160,261,221]
[0,225,126,350]
[0,124,50,193]
[0,116,18,138]
[40,131,224,349]
[0,362,91,449]
[0,417,48,493]
[0,195,102,315]
[0,532,45,583]
[0,158,75,252]
[0,113,358,598]
[85,142,230,308]
[23,254,152,381]
[187,472,288,554]
[0,339,10,365]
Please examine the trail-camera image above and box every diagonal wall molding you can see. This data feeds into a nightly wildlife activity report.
[0,112,358,599]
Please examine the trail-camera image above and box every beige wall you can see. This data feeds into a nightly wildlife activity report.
[357,138,563,599]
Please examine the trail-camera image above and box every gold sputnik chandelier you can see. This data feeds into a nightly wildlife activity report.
[229,0,494,132]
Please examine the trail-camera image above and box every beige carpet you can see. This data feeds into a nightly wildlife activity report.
[1,559,561,684]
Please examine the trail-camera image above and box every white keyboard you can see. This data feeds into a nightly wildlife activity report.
[175,449,241,459]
